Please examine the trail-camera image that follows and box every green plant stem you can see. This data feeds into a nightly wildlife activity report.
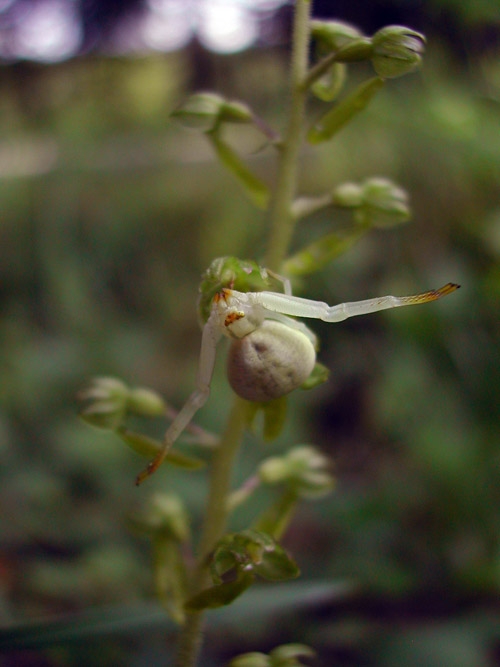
[174,398,248,667]
[176,3,313,664]
[265,0,312,271]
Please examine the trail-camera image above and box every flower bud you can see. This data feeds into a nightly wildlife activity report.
[311,19,363,52]
[372,26,425,78]
[332,182,363,208]
[357,177,411,227]
[258,456,289,485]
[258,446,334,499]
[171,92,225,131]
[172,93,253,132]
[127,387,166,417]
[78,377,128,430]
[129,492,190,542]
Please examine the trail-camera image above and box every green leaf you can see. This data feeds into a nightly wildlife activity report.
[282,226,368,276]
[208,133,269,209]
[300,362,330,390]
[245,396,288,441]
[307,76,385,144]
[185,571,255,611]
[152,536,188,625]
[117,429,206,470]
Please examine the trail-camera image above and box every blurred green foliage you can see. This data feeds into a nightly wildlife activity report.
[1,22,500,666]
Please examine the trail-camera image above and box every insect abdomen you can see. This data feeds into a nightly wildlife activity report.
[227,320,316,402]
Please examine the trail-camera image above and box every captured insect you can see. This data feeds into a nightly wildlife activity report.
[136,257,459,485]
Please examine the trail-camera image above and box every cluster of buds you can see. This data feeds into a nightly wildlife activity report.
[258,445,334,500]
[333,177,411,228]
[78,377,165,430]
[311,21,425,79]
[185,530,300,612]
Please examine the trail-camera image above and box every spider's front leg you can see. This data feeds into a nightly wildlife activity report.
[136,312,222,485]
[249,282,460,323]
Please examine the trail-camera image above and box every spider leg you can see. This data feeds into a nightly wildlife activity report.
[136,312,222,485]
[250,283,459,323]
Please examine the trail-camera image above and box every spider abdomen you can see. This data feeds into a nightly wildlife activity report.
[227,319,316,402]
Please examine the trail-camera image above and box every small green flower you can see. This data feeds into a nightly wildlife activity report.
[77,377,129,430]
[372,26,426,78]
[259,445,335,499]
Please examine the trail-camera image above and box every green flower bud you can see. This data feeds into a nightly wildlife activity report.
[372,26,425,79]
[77,377,129,430]
[171,92,226,131]
[357,177,411,227]
[127,387,166,417]
[258,457,290,485]
[258,446,334,499]
[129,492,190,542]
[332,182,363,208]
[311,19,363,52]
[286,446,334,498]
[172,93,253,133]
[219,99,254,124]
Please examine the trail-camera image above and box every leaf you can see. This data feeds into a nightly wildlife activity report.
[282,227,368,276]
[300,362,330,390]
[152,536,188,625]
[307,76,385,144]
[117,429,206,470]
[208,133,269,209]
[184,571,255,611]
[244,396,288,442]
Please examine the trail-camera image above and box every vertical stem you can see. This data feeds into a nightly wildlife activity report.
[175,2,313,664]
[264,0,312,271]
[175,398,248,667]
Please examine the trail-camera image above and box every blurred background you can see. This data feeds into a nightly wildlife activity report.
[1,0,499,665]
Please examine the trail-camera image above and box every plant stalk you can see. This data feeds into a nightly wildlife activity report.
[175,2,313,663]
[264,0,312,271]
[174,398,248,667]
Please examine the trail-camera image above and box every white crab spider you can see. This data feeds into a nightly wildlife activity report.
[136,270,458,485]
